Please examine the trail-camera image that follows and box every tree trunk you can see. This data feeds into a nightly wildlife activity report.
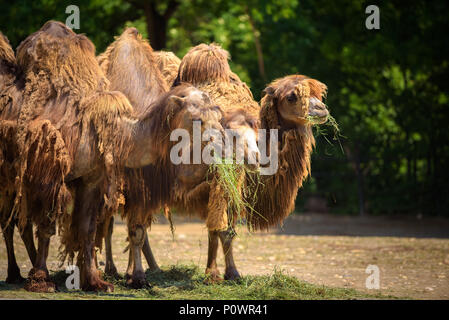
[245,6,267,82]
[131,0,179,51]
[143,3,167,50]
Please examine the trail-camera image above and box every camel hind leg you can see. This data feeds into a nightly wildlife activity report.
[142,230,160,272]
[126,223,148,288]
[2,219,25,284]
[75,180,113,292]
[20,220,37,267]
[104,215,119,278]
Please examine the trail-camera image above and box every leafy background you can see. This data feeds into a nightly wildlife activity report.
[1,0,448,216]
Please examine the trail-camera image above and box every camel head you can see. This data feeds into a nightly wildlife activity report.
[262,75,329,129]
[130,83,224,169]
[167,84,224,136]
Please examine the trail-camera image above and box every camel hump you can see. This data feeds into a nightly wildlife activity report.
[123,27,140,37]
[40,20,74,37]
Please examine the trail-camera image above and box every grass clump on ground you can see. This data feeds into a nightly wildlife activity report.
[0,264,393,300]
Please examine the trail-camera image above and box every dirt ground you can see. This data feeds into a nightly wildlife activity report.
[1,213,448,299]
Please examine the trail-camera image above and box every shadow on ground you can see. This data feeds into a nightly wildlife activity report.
[275,213,449,238]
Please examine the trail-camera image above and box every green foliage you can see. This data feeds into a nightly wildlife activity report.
[0,0,447,216]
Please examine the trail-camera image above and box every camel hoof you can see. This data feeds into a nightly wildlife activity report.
[84,280,114,292]
[204,268,223,284]
[224,268,241,281]
[105,266,121,279]
[24,279,56,293]
[6,269,26,284]
[24,269,56,293]
[126,271,149,289]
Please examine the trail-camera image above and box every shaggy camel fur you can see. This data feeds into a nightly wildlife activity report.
[154,50,181,86]
[0,32,37,284]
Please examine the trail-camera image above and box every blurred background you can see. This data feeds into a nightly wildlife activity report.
[1,0,448,218]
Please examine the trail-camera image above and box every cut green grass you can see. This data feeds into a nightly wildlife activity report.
[207,160,264,232]
[310,114,344,153]
[0,264,398,300]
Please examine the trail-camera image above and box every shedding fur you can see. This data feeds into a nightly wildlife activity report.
[0,32,24,228]
[154,50,181,86]
[97,27,168,114]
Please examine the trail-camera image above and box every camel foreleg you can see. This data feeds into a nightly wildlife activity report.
[126,224,148,288]
[24,220,56,292]
[204,230,222,283]
[218,227,241,280]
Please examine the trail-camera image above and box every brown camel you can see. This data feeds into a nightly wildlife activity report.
[13,21,223,292]
[246,74,329,230]
[172,43,262,281]
[97,29,238,287]
[97,28,170,282]
[0,32,37,284]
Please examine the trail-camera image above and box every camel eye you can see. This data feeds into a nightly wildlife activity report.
[287,93,297,103]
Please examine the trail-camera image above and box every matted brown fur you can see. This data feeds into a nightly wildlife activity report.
[0,32,24,226]
[97,27,168,114]
[247,74,327,230]
[154,50,181,86]
[14,21,134,252]
[176,43,260,126]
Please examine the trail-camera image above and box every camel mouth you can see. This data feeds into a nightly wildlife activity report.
[307,97,329,125]
[307,113,329,125]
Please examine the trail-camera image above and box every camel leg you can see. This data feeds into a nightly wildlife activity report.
[19,221,37,266]
[142,230,160,272]
[75,181,113,292]
[204,230,222,283]
[104,216,119,278]
[126,224,148,288]
[219,228,241,280]
[2,220,25,284]
[125,245,134,281]
[24,220,56,292]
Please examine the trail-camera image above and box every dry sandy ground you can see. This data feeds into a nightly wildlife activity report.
[1,213,448,299]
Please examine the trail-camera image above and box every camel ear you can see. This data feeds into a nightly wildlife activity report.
[262,86,275,98]
[169,95,185,107]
